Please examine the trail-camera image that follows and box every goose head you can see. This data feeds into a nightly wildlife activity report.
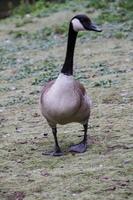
[71,14,102,32]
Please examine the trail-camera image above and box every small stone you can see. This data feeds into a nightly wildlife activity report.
[16,128,23,133]
[30,147,36,151]
[43,133,48,137]
[10,86,16,91]
[40,170,50,177]
[72,193,77,196]
[32,113,40,117]
[124,160,130,164]
[17,159,22,163]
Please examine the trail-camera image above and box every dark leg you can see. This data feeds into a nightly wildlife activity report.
[52,127,63,156]
[69,123,88,153]
[42,127,63,156]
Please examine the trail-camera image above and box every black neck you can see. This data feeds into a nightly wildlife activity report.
[61,22,78,76]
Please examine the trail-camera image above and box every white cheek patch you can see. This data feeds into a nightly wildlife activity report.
[71,18,85,32]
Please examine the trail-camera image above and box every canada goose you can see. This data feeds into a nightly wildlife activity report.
[40,14,102,156]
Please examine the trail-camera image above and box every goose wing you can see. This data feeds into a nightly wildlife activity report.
[75,80,86,96]
[40,80,55,104]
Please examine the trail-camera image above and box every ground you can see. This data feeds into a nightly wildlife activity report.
[0,1,133,200]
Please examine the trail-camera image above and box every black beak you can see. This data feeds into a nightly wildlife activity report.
[85,22,102,32]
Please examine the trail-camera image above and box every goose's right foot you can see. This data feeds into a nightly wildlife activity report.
[42,147,63,156]
[52,150,63,156]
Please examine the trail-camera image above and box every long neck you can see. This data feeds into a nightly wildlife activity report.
[61,22,78,75]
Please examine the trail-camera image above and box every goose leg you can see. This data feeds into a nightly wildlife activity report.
[52,127,63,156]
[42,127,63,156]
[69,123,88,153]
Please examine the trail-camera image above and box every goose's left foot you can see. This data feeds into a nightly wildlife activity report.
[69,124,88,153]
[69,141,87,153]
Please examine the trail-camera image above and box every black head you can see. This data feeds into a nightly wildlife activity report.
[71,14,102,32]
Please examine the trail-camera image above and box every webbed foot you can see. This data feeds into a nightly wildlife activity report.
[42,148,63,156]
[69,141,87,153]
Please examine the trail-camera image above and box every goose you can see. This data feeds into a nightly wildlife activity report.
[40,14,102,156]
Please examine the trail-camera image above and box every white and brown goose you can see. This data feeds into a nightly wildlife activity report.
[40,14,102,156]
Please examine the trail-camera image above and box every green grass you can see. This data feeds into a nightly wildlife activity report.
[0,1,133,200]
[12,0,67,17]
[9,30,30,38]
[15,18,33,27]
[11,0,133,24]
[54,22,68,35]
[114,31,126,39]
[32,59,59,85]
[86,0,111,9]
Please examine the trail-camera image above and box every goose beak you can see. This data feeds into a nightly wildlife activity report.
[86,22,102,32]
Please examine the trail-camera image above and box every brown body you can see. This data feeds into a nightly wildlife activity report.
[40,74,91,128]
